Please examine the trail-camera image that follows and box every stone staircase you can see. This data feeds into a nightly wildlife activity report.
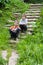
[4,4,43,41]
[5,4,43,35]
[25,4,43,34]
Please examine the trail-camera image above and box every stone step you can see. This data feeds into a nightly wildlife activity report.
[30,4,43,6]
[18,33,27,38]
[5,24,11,27]
[30,5,43,8]
[9,39,19,43]
[26,14,39,16]
[30,7,42,9]
[27,19,37,22]
[8,20,14,22]
[27,25,37,28]
[27,21,36,24]
[8,51,19,65]
[25,13,40,16]
[28,9,40,11]
[30,5,42,7]
[29,7,41,9]
[1,50,7,60]
[27,28,33,31]
[26,11,40,13]
[26,16,40,19]
[20,33,26,36]
[27,32,32,35]
[20,31,33,36]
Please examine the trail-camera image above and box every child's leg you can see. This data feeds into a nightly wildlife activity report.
[9,29,20,40]
[19,25,24,32]
[9,29,14,39]
[13,29,20,40]
[23,25,27,32]
[16,29,21,37]
[14,29,20,40]
[13,32,17,40]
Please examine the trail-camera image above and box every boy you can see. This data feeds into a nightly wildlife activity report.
[9,20,21,40]
[19,14,28,33]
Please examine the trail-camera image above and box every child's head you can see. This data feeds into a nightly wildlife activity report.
[14,20,19,26]
[22,14,26,20]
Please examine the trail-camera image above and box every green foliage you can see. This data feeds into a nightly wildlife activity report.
[0,10,3,16]
[0,56,7,65]
[10,0,29,13]
[30,0,43,3]
[0,0,10,8]
[0,28,10,50]
[0,0,29,24]
[24,0,43,3]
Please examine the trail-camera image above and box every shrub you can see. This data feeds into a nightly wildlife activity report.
[0,10,3,16]
[0,0,10,8]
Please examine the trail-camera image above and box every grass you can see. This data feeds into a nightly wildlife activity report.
[16,34,43,65]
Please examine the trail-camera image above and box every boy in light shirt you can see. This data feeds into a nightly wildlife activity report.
[19,14,28,33]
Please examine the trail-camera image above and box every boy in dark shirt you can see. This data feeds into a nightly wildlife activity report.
[9,20,21,40]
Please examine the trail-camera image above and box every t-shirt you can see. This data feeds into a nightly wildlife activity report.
[19,19,28,25]
[10,25,20,31]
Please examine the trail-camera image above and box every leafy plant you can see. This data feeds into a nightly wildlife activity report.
[0,56,7,65]
[24,0,43,3]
